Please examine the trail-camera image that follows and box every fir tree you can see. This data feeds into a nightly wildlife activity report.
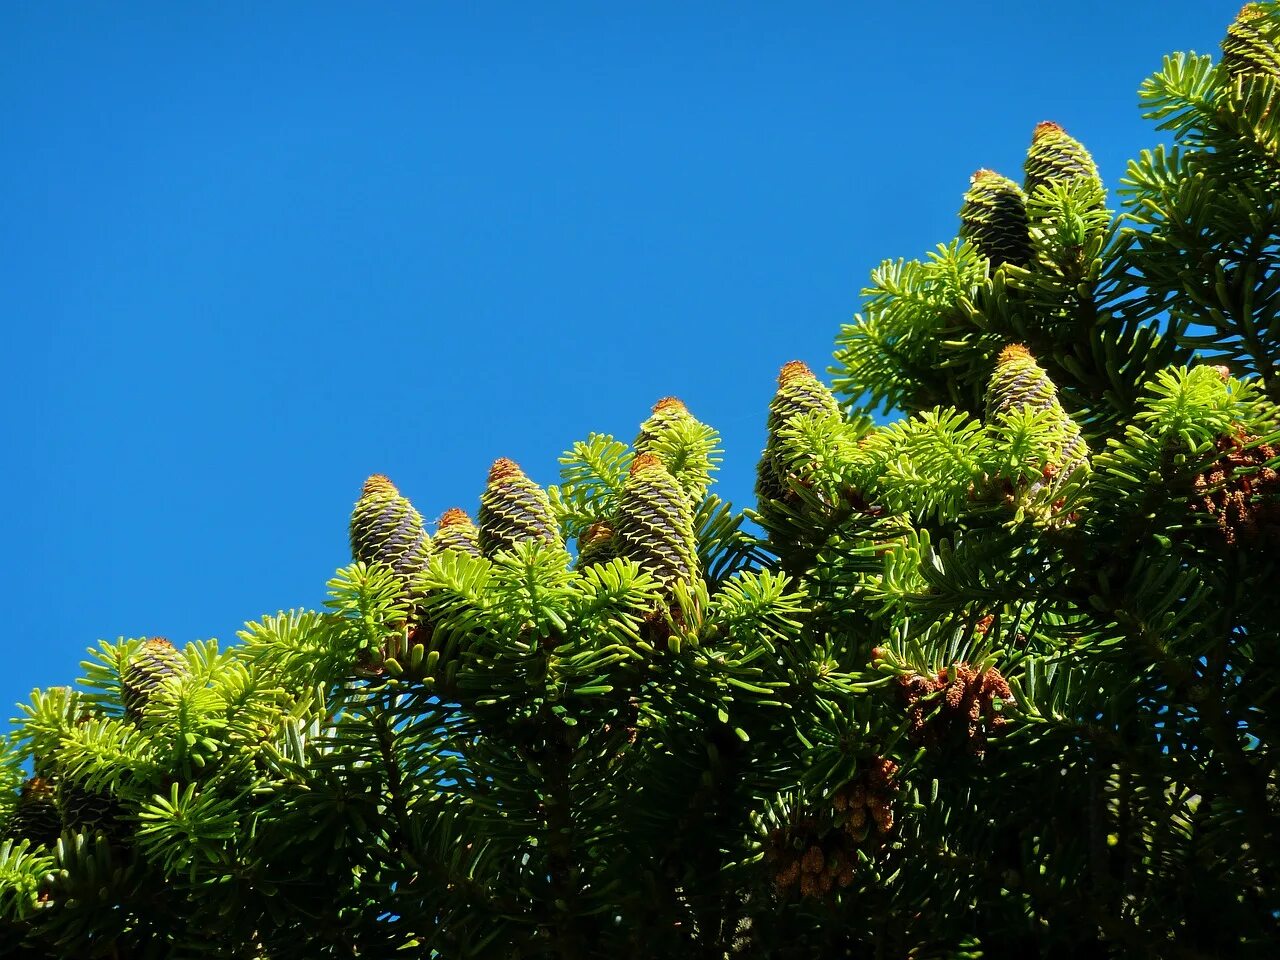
[3,6,1280,958]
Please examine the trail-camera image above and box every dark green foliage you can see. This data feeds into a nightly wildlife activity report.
[3,8,1280,959]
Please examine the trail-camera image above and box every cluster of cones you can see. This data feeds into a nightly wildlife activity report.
[1191,430,1280,546]
[766,757,899,900]
[900,663,1013,757]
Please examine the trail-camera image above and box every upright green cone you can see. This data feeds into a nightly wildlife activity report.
[634,397,695,454]
[959,169,1032,270]
[756,361,841,506]
[1221,4,1280,80]
[121,637,188,720]
[1023,121,1102,199]
[987,344,1089,483]
[576,521,617,571]
[477,459,561,557]
[6,777,61,847]
[615,454,698,588]
[349,475,432,588]
[433,507,482,558]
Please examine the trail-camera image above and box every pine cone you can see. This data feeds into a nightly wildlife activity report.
[1222,4,1280,80]
[1023,121,1102,199]
[121,637,187,720]
[432,507,481,558]
[986,344,1089,484]
[615,454,698,588]
[349,475,432,587]
[59,780,128,843]
[477,459,561,557]
[634,396,694,455]
[959,169,1033,270]
[576,521,618,571]
[7,777,61,847]
[756,360,841,506]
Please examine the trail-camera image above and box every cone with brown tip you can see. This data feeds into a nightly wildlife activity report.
[959,169,1032,270]
[349,474,432,588]
[477,459,561,557]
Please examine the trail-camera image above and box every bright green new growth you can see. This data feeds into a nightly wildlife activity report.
[958,169,1032,270]
[477,457,561,556]
[614,453,698,588]
[348,473,432,588]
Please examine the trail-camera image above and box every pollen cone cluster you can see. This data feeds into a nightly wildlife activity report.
[766,760,899,901]
[1023,121,1102,199]
[987,345,1090,484]
[477,459,560,557]
[1221,4,1280,80]
[6,777,61,847]
[349,475,432,587]
[432,508,481,558]
[615,454,698,588]
[756,361,841,506]
[959,169,1032,270]
[900,663,1014,757]
[1191,431,1280,545]
[121,637,188,720]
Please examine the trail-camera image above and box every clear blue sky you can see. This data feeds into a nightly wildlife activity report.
[2,2,1233,714]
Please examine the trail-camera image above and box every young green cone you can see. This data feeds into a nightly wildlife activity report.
[1023,122,1102,199]
[756,361,841,505]
[576,521,618,571]
[615,454,698,588]
[121,637,188,720]
[7,777,61,847]
[987,344,1089,481]
[958,169,1032,270]
[477,459,561,557]
[432,507,482,558]
[349,475,432,588]
[634,397,694,454]
[1221,4,1280,80]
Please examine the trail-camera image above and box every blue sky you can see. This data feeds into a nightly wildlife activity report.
[1,2,1234,714]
